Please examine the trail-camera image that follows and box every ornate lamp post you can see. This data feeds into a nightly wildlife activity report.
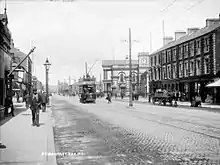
[44,58,51,105]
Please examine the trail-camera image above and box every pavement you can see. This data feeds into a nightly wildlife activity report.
[0,100,57,165]
[113,96,220,111]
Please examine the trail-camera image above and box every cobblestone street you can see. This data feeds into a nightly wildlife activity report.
[52,95,220,165]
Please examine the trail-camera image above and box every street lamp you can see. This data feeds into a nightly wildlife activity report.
[44,57,51,105]
[121,28,139,107]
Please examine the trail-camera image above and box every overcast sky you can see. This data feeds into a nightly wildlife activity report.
[1,0,219,85]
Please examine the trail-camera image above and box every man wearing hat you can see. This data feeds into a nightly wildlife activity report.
[30,88,42,127]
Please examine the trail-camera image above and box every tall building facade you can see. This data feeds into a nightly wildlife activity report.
[0,10,12,106]
[149,14,220,103]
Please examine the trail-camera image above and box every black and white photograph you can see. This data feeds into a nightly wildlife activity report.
[0,0,220,164]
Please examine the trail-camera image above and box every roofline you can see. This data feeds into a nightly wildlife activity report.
[150,23,220,56]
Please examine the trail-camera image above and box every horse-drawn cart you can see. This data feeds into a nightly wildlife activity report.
[152,90,177,106]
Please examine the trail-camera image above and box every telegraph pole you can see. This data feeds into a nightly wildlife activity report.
[129,28,133,107]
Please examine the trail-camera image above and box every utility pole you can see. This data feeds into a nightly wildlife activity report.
[129,28,133,107]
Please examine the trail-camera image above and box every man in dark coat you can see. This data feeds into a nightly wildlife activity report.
[29,89,42,127]
[5,96,14,117]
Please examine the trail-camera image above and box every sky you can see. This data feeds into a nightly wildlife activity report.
[0,0,219,85]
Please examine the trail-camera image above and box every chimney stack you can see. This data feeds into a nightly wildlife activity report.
[175,31,186,40]
[187,28,200,35]
[206,18,220,27]
[163,36,173,46]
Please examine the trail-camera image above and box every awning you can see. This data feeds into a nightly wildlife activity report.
[206,79,220,87]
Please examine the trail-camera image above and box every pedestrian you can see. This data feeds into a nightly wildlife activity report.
[106,93,112,103]
[24,92,30,109]
[0,142,6,149]
[30,89,42,127]
[41,91,47,112]
[5,96,14,117]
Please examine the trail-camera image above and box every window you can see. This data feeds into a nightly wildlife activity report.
[204,56,210,74]
[179,62,183,77]
[150,57,153,66]
[162,51,166,64]
[184,61,188,77]
[154,68,157,80]
[189,41,194,56]
[132,74,136,82]
[196,40,201,55]
[119,74,124,82]
[162,66,166,79]
[167,65,171,79]
[204,37,210,53]
[154,56,157,65]
[196,58,201,75]
[179,46,183,60]
[104,70,107,80]
[167,50,171,63]
[172,48,176,61]
[173,63,176,79]
[190,60,194,76]
[158,68,161,80]
[184,44,188,58]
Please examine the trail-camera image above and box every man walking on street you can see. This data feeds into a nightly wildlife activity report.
[30,89,42,127]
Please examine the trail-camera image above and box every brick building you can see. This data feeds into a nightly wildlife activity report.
[149,14,220,103]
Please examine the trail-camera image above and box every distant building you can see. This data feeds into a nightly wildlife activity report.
[149,14,220,103]
[11,47,32,95]
[102,60,139,96]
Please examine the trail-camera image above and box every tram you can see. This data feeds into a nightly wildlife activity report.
[78,79,96,103]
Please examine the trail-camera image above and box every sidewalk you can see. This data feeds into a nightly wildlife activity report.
[0,105,57,165]
[113,96,220,111]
